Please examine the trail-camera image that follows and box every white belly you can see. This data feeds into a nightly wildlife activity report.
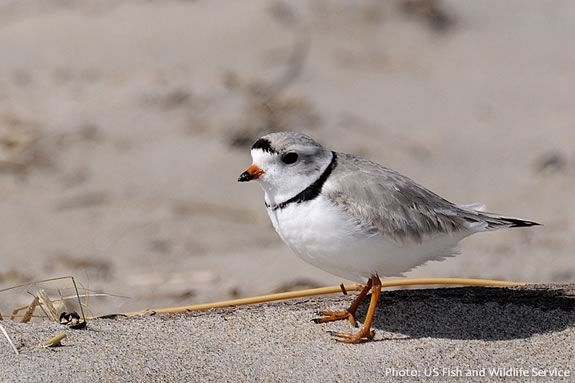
[266,195,467,282]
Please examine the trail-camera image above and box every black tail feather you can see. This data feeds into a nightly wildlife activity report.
[500,217,541,228]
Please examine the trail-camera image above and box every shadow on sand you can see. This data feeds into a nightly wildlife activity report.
[351,285,575,341]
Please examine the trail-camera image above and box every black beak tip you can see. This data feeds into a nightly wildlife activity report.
[238,171,253,182]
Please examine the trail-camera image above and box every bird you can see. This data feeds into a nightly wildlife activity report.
[238,131,540,343]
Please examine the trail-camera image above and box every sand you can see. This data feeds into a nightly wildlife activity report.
[1,284,574,382]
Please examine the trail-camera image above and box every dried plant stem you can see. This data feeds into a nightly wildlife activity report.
[0,276,87,326]
[19,297,39,323]
[10,292,108,320]
[125,277,527,317]
[37,290,59,322]
[0,323,19,355]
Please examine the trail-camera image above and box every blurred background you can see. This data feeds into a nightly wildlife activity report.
[0,0,572,313]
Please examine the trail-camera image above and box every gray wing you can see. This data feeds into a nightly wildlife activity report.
[324,153,532,243]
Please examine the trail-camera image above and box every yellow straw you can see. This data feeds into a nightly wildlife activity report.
[124,277,527,317]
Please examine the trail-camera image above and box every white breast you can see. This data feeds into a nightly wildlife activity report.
[267,196,362,259]
[266,195,468,282]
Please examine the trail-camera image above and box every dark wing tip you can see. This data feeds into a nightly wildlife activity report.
[502,217,542,228]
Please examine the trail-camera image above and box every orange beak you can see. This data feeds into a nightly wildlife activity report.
[238,164,265,182]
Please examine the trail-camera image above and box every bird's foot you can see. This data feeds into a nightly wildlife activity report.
[329,327,376,344]
[321,275,381,344]
[313,310,357,327]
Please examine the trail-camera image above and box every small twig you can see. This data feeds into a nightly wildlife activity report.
[0,323,19,355]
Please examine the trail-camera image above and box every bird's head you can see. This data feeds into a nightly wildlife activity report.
[238,132,333,204]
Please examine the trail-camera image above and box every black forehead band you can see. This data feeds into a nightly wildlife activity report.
[251,138,278,154]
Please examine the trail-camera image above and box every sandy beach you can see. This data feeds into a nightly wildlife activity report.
[1,284,574,382]
[0,0,574,380]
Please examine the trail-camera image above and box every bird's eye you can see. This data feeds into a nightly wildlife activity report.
[281,152,299,165]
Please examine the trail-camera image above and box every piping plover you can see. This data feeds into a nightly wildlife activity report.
[238,131,539,343]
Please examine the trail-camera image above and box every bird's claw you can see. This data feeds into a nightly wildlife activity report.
[328,329,375,344]
[312,310,357,327]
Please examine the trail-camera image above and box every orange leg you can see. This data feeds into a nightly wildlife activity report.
[313,279,373,327]
[331,275,382,343]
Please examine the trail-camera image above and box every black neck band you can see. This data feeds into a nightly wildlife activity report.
[266,151,338,211]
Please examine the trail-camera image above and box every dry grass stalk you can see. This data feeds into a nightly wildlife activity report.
[20,296,39,323]
[0,323,19,355]
[10,304,39,320]
[124,278,528,317]
[0,276,88,326]
[8,292,110,321]
[37,289,59,322]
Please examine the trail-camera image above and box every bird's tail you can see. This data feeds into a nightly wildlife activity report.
[487,216,541,229]
[458,203,541,231]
